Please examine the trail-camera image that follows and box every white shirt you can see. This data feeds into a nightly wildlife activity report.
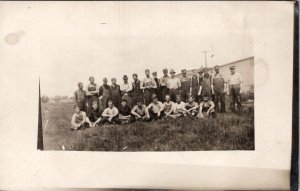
[227,72,243,85]
[167,77,181,89]
[173,101,186,113]
[120,82,133,93]
[147,101,163,113]
[102,107,118,117]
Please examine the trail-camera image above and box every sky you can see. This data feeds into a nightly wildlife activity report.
[0,1,254,97]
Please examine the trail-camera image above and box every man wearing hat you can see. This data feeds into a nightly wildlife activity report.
[141,69,157,106]
[198,67,212,100]
[99,77,112,111]
[85,76,99,116]
[227,65,243,113]
[212,65,226,112]
[152,71,161,101]
[120,75,133,108]
[132,73,143,105]
[197,67,204,102]
[110,77,122,108]
[180,69,192,102]
[159,68,170,102]
[168,69,181,102]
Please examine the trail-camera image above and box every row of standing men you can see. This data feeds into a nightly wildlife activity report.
[74,65,243,116]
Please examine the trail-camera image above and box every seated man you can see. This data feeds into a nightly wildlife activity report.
[101,100,120,124]
[118,99,133,124]
[131,98,148,121]
[86,101,102,127]
[198,95,216,118]
[162,94,175,118]
[171,94,190,118]
[146,94,164,121]
[71,105,89,130]
[185,95,199,117]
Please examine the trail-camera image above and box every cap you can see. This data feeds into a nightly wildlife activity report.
[89,76,94,80]
[145,69,150,73]
[123,75,128,79]
[214,65,220,69]
[181,69,187,73]
[152,71,157,75]
[229,65,235,69]
[163,68,168,72]
[198,67,204,73]
[170,69,176,74]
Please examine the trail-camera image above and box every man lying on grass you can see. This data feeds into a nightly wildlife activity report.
[86,101,103,127]
[101,100,120,124]
[146,94,164,121]
[185,95,199,117]
[118,99,133,124]
[198,95,216,118]
[71,105,90,130]
[131,98,148,121]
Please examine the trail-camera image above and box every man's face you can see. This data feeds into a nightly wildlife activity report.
[103,78,108,84]
[230,69,235,74]
[133,75,137,80]
[182,72,186,77]
[123,79,128,83]
[204,70,208,74]
[171,73,175,78]
[165,95,171,102]
[203,97,209,101]
[137,102,142,107]
[108,102,113,108]
[152,74,157,78]
[89,78,95,84]
[92,103,98,110]
[111,79,116,84]
[153,98,158,103]
[199,71,203,76]
[176,96,181,102]
[121,101,127,107]
[145,71,150,76]
[163,71,168,76]
[78,83,83,89]
[74,107,80,113]
[188,97,193,103]
[215,69,219,73]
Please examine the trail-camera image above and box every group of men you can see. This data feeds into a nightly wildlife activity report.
[72,65,243,130]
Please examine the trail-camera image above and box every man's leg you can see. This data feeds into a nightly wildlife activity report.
[234,85,242,114]
[220,92,226,113]
[214,91,220,112]
[229,86,236,112]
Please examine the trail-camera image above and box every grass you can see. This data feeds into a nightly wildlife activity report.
[42,100,254,151]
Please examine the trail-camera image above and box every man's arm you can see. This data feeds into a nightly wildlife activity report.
[71,114,76,127]
[127,83,133,92]
[102,109,109,117]
[112,107,119,117]
[208,101,215,112]
[131,106,141,117]
[198,86,202,95]
[73,91,78,103]
[198,103,204,117]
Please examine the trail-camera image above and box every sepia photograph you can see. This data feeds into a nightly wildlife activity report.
[39,2,255,151]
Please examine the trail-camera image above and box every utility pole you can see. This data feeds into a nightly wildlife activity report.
[202,50,210,68]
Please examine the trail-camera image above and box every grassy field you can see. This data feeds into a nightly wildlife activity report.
[42,99,254,151]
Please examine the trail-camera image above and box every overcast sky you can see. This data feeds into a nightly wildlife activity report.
[1,2,254,97]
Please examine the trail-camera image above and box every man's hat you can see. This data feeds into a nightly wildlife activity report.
[170,69,176,74]
[198,67,204,73]
[181,69,187,73]
[214,65,220,69]
[123,75,128,79]
[132,73,138,77]
[145,69,150,73]
[152,71,157,75]
[163,68,168,72]
[229,65,235,69]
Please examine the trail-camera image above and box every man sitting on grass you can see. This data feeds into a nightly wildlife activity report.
[86,101,102,127]
[162,94,175,118]
[171,94,190,118]
[71,105,89,130]
[146,94,164,121]
[131,98,148,121]
[118,99,133,124]
[198,95,216,118]
[185,95,199,117]
[101,100,120,124]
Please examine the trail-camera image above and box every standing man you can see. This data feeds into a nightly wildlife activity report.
[152,71,161,101]
[141,69,157,106]
[191,74,200,103]
[227,65,243,113]
[160,68,170,102]
[110,78,122,108]
[85,76,99,116]
[167,69,181,102]
[132,73,143,105]
[74,82,86,112]
[99,77,112,111]
[197,67,204,102]
[180,69,192,102]
[120,75,133,108]
[212,65,226,113]
[198,67,212,100]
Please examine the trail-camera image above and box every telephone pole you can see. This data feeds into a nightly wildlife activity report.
[202,50,210,68]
